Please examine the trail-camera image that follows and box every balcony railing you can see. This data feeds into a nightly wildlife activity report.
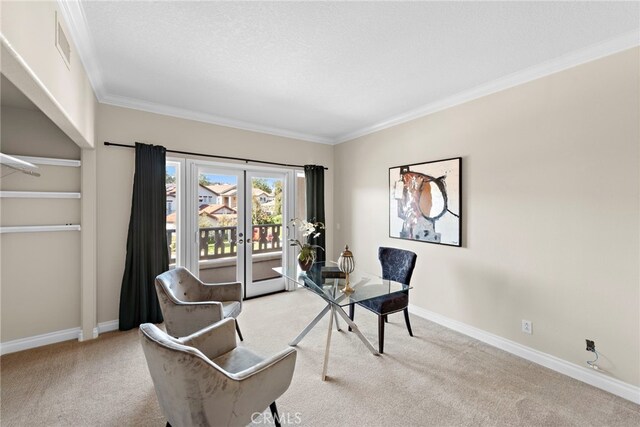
[167,223,282,263]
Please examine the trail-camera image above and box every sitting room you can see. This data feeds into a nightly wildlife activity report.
[1,1,639,426]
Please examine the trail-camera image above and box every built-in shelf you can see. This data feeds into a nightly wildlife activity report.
[0,191,81,199]
[11,155,81,168]
[1,154,82,234]
[0,225,81,234]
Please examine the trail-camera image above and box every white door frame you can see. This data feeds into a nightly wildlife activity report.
[245,170,290,298]
[175,158,299,299]
[187,162,246,288]
[167,157,187,269]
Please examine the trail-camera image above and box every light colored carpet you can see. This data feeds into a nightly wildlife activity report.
[1,289,639,426]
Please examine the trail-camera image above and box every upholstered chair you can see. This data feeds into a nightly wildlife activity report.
[349,247,417,354]
[140,319,297,427]
[155,267,244,340]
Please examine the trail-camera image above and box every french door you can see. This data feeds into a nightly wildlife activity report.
[175,160,297,299]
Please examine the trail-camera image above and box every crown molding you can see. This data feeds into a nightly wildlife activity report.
[100,93,335,144]
[57,0,332,144]
[56,1,639,146]
[335,30,640,144]
[57,0,334,144]
[56,0,106,100]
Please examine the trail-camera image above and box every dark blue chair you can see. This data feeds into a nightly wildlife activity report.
[349,247,417,354]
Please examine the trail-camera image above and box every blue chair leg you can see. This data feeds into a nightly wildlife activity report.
[270,402,281,427]
[348,303,355,332]
[403,308,413,337]
[378,315,385,354]
[235,320,244,341]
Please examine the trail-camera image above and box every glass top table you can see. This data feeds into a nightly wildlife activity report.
[274,261,410,307]
[274,262,411,380]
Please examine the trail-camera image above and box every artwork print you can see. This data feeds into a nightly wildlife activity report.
[389,157,461,247]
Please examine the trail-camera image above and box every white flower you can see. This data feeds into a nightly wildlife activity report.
[290,218,324,245]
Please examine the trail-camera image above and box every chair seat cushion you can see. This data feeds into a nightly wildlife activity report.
[222,301,241,319]
[357,291,408,315]
[213,347,264,374]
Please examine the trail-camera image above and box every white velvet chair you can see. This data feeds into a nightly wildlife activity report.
[155,267,244,340]
[140,319,297,427]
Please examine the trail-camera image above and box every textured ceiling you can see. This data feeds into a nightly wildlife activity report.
[74,1,639,144]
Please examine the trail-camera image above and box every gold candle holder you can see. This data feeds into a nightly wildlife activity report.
[338,245,355,294]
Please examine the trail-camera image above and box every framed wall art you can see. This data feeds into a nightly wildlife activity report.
[389,157,461,247]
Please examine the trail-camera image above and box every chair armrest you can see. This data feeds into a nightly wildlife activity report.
[200,281,242,302]
[179,318,237,359]
[162,301,224,338]
[231,347,297,381]
[223,347,297,413]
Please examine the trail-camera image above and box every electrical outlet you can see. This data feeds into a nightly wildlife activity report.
[521,320,532,334]
[586,339,595,352]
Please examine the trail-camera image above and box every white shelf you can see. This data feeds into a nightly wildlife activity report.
[0,191,81,199]
[11,155,81,167]
[0,225,81,234]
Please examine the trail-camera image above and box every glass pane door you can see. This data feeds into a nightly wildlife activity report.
[190,165,245,288]
[245,171,287,298]
[183,161,297,300]
[165,161,179,268]
[166,159,185,269]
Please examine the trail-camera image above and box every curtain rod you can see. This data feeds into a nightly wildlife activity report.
[103,142,328,170]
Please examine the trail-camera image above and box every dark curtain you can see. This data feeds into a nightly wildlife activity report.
[118,142,168,330]
[304,165,326,263]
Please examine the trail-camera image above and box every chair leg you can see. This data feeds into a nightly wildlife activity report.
[348,303,354,332]
[403,308,413,337]
[270,401,281,427]
[378,315,385,354]
[235,320,244,341]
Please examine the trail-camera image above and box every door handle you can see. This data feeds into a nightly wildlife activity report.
[238,239,244,244]
[246,238,251,243]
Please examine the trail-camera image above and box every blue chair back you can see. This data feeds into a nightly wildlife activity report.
[378,247,417,285]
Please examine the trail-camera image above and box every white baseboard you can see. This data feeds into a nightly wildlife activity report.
[0,327,81,356]
[78,327,99,341]
[98,319,119,333]
[408,304,640,404]
[0,320,120,355]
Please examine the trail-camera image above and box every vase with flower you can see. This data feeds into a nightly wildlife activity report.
[289,218,325,271]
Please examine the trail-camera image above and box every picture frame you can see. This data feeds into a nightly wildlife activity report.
[389,157,462,247]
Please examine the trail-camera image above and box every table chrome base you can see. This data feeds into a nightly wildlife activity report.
[289,302,379,380]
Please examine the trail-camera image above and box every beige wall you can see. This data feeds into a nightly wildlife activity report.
[0,105,81,341]
[334,48,640,386]
[95,104,334,323]
[1,0,96,147]
[2,1,637,390]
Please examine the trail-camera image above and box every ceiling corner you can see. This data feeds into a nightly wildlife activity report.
[333,30,640,146]
[99,92,336,145]
[56,0,106,101]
